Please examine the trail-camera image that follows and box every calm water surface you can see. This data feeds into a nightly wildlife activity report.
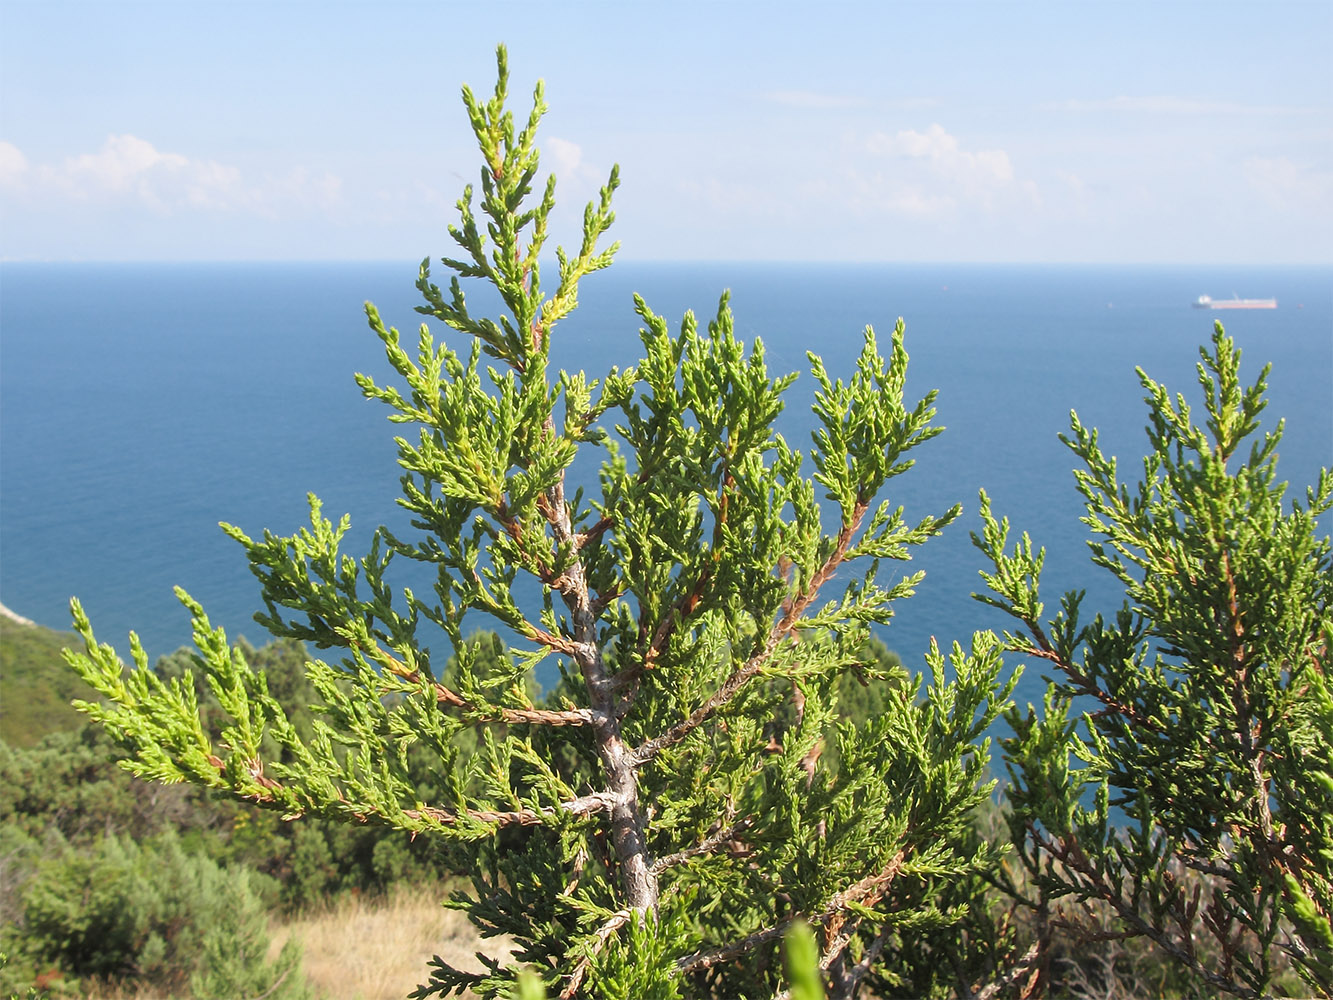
[2,261,1329,710]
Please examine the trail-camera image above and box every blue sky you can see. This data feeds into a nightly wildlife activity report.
[1,1,1330,263]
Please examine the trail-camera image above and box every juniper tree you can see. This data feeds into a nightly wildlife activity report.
[974,324,1333,997]
[65,48,1017,999]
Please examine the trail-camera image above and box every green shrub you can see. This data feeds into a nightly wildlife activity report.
[0,620,90,748]
[7,830,308,999]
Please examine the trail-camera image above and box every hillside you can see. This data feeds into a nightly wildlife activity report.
[0,606,94,746]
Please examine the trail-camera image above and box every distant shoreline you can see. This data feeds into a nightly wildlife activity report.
[0,602,37,627]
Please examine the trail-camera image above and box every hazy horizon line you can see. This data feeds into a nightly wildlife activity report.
[3,257,1331,269]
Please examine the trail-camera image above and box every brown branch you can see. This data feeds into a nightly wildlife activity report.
[780,500,868,630]
[677,850,906,975]
[577,514,615,550]
[966,939,1046,1000]
[1220,549,1280,865]
[1178,848,1237,880]
[201,744,616,830]
[633,502,869,767]
[840,921,894,997]
[467,703,599,727]
[631,655,768,767]
[521,621,585,658]
[650,816,755,876]
[780,918,894,1000]
[357,636,593,726]
[204,753,282,806]
[405,790,617,829]
[248,965,294,1000]
[560,847,589,898]
[538,421,658,914]
[1016,636,1168,736]
[819,918,859,979]
[495,500,558,583]
[589,587,624,617]
[635,464,736,677]
[1030,826,1264,999]
[558,909,632,1000]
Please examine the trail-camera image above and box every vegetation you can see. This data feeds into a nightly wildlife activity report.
[975,324,1332,998]
[0,630,469,998]
[3,44,1323,1000]
[17,830,308,1000]
[62,46,1017,1000]
[1,625,897,999]
[0,617,89,747]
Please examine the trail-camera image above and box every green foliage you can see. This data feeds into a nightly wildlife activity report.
[0,723,201,845]
[497,922,829,1000]
[0,634,472,998]
[586,911,683,1000]
[1,635,459,916]
[0,953,49,1000]
[190,877,310,1000]
[2,830,308,1000]
[0,619,91,747]
[64,47,1015,999]
[976,323,1333,997]
[784,922,826,1000]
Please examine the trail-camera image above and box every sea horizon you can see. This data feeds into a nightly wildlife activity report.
[4,257,1331,268]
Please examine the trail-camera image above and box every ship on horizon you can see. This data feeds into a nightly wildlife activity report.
[1194,294,1277,310]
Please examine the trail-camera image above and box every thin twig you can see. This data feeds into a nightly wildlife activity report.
[558,909,632,999]
[246,966,293,1000]
[837,921,895,999]
[404,790,617,828]
[1030,826,1264,999]
[677,850,905,975]
[634,503,869,767]
[650,816,755,876]
[359,635,595,726]
[967,939,1045,1000]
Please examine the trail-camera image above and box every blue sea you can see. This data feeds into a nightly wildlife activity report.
[2,261,1329,711]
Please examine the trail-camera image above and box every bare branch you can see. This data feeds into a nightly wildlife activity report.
[1031,827,1265,999]
[577,514,615,550]
[839,922,895,998]
[632,655,769,767]
[540,442,658,913]
[651,816,755,876]
[966,939,1045,1000]
[1014,638,1167,736]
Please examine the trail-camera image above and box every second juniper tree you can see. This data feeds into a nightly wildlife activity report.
[65,48,1017,999]
[974,324,1333,997]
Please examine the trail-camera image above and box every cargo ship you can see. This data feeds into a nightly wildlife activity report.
[1193,294,1277,310]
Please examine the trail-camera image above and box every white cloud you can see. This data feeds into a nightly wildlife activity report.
[62,133,191,195]
[1045,96,1316,116]
[861,124,1030,215]
[877,187,957,217]
[0,141,28,187]
[2,135,340,216]
[1242,156,1333,212]
[871,124,1014,184]
[546,136,584,180]
[674,174,808,221]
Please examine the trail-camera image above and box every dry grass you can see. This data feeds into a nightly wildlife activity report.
[269,887,513,1000]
